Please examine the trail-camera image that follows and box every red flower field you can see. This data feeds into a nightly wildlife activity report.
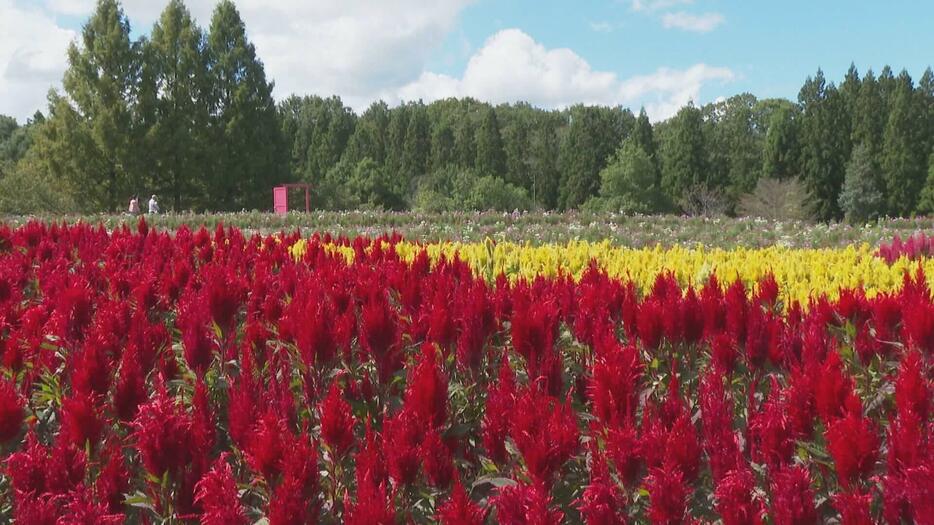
[0,220,931,524]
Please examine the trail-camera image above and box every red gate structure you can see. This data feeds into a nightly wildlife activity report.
[273,183,311,214]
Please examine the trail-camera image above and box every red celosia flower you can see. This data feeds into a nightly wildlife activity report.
[483,358,516,465]
[404,344,449,429]
[355,420,387,487]
[12,493,60,525]
[813,350,854,424]
[589,337,642,427]
[268,435,319,525]
[578,450,628,525]
[343,479,396,525]
[0,377,24,443]
[246,408,288,481]
[724,279,749,346]
[420,427,455,489]
[227,348,257,449]
[605,423,642,487]
[715,468,764,525]
[755,273,779,308]
[95,441,129,514]
[510,387,580,484]
[832,491,873,525]
[710,333,738,376]
[359,294,403,384]
[769,465,818,525]
[699,371,741,483]
[60,486,124,524]
[825,408,879,487]
[382,409,422,487]
[645,464,690,525]
[887,410,923,473]
[665,412,702,481]
[636,299,665,351]
[7,431,51,499]
[437,477,487,525]
[60,391,104,452]
[749,380,796,469]
[493,481,564,525]
[180,302,217,376]
[46,436,87,496]
[70,340,112,398]
[132,385,193,478]
[455,281,494,371]
[319,381,355,458]
[894,352,930,422]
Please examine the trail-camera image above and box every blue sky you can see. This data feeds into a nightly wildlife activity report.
[1,0,933,122]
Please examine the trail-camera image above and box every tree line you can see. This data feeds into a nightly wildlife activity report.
[1,0,933,221]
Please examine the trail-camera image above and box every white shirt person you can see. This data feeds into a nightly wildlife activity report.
[148,195,160,214]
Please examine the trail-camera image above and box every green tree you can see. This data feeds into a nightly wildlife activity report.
[881,71,925,215]
[475,107,506,177]
[206,0,284,210]
[144,0,210,210]
[49,0,140,210]
[528,113,561,208]
[348,157,404,210]
[917,150,934,214]
[850,70,885,156]
[401,103,430,191]
[761,105,799,179]
[631,108,657,165]
[660,103,709,204]
[558,106,629,209]
[343,100,389,166]
[796,70,850,220]
[592,137,664,214]
[839,143,885,223]
[429,121,456,172]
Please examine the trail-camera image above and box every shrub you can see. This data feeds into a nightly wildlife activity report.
[737,177,811,221]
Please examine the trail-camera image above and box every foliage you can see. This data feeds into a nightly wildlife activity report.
[839,143,886,223]
[585,138,665,214]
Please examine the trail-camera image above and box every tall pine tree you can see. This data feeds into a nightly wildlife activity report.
[660,103,708,203]
[882,71,925,215]
[796,70,850,220]
[56,0,140,210]
[206,0,284,210]
[475,107,506,177]
[144,0,210,210]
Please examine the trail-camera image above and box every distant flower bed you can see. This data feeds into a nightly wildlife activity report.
[876,231,934,263]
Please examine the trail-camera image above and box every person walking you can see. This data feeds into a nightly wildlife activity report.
[148,194,160,214]
[128,195,140,215]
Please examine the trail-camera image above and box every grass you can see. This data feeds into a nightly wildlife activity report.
[2,210,932,248]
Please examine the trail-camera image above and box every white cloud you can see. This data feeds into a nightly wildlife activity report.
[619,64,735,119]
[4,0,473,118]
[0,0,75,121]
[631,0,693,12]
[661,11,724,33]
[398,29,734,121]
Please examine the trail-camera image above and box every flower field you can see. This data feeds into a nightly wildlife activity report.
[0,220,932,524]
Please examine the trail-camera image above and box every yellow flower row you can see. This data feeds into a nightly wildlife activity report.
[290,239,930,306]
